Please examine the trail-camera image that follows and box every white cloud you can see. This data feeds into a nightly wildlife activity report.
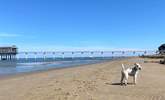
[0,33,21,37]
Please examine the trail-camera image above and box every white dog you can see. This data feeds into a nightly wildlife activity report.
[120,63,142,86]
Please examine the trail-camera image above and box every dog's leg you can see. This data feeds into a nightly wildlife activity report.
[120,73,124,85]
[124,73,128,86]
[133,75,137,85]
[124,79,128,86]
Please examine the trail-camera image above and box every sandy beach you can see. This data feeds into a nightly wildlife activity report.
[0,57,165,100]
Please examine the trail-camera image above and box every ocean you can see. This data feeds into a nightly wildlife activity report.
[0,57,121,76]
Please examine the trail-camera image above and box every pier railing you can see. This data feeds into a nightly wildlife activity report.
[14,50,157,59]
[0,50,160,60]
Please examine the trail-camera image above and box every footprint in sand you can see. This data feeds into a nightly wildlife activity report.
[149,95,164,100]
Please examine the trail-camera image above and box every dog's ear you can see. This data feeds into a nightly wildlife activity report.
[135,63,140,66]
[134,63,137,66]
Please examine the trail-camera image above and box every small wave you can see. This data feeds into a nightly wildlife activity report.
[18,62,61,66]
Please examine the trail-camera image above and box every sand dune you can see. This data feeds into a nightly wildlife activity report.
[0,57,165,100]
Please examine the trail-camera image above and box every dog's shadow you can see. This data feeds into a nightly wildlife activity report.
[106,82,134,86]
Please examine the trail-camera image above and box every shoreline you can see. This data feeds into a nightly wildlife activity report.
[0,57,130,80]
[0,57,165,100]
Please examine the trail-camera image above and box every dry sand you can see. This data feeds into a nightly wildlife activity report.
[0,57,165,100]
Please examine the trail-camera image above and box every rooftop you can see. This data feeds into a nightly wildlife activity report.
[0,45,17,49]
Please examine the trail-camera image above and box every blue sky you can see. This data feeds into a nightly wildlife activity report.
[0,0,165,51]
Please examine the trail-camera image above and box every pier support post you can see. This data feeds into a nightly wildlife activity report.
[62,52,65,59]
[52,52,55,60]
[71,52,74,59]
[101,51,104,58]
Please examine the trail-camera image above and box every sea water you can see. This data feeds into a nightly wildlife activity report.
[0,57,121,76]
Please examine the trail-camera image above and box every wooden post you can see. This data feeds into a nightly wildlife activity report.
[72,52,74,59]
[81,52,84,58]
[34,52,37,61]
[43,52,46,61]
[52,52,55,60]
[25,52,28,60]
[62,52,64,59]
[112,51,114,58]
[90,52,93,58]
[101,51,104,58]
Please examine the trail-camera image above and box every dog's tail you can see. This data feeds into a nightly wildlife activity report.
[121,64,125,71]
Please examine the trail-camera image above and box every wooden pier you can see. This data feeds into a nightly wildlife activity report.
[18,50,156,59]
[0,46,17,60]
[0,46,157,60]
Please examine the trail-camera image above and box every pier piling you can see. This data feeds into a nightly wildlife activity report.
[0,46,17,61]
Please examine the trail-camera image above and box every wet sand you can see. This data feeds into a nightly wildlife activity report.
[0,57,165,100]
